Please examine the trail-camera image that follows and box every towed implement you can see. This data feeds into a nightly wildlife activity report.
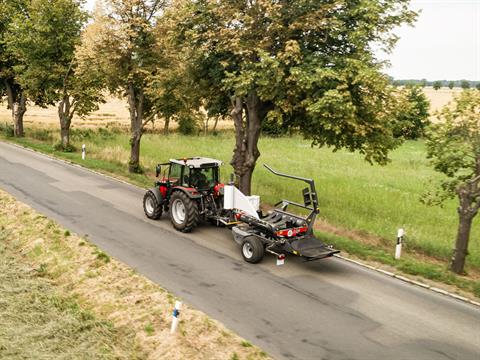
[143,157,339,264]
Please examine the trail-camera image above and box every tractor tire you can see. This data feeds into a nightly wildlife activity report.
[241,236,265,264]
[143,190,162,220]
[169,191,199,233]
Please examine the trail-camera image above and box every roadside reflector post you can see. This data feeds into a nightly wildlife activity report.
[277,254,286,266]
[82,144,86,160]
[395,228,404,260]
[170,300,182,334]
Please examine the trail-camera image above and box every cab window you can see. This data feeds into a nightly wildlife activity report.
[169,163,182,185]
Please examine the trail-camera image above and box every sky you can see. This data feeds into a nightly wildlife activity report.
[85,0,480,81]
[385,0,480,81]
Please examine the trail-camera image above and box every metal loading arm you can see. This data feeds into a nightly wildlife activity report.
[263,164,320,234]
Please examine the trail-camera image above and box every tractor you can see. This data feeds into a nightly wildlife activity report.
[143,157,230,232]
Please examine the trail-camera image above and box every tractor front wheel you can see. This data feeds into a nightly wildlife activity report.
[241,236,265,264]
[143,190,162,220]
[169,191,199,233]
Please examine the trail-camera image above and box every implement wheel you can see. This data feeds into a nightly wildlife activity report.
[169,191,199,233]
[143,190,162,220]
[241,236,264,264]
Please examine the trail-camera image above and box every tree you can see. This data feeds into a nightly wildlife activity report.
[448,81,455,90]
[87,0,168,173]
[424,90,480,274]
[476,83,480,91]
[461,80,471,89]
[393,85,430,139]
[433,81,442,90]
[0,0,28,137]
[173,0,416,194]
[6,0,101,150]
[145,25,203,135]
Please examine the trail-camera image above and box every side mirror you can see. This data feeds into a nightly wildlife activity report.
[155,164,161,177]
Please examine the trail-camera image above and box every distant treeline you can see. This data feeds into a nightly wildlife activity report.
[391,78,480,89]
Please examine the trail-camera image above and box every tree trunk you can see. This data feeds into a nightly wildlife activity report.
[451,213,473,274]
[212,116,219,132]
[6,81,26,138]
[230,92,262,195]
[204,117,209,136]
[12,94,26,137]
[130,133,142,173]
[58,95,73,150]
[127,82,144,173]
[164,116,170,134]
[450,183,477,274]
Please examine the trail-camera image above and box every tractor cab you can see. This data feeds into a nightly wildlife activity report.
[155,157,223,191]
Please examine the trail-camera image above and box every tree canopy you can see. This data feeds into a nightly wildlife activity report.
[0,0,29,137]
[424,90,480,273]
[86,0,168,172]
[171,0,416,193]
[4,0,102,149]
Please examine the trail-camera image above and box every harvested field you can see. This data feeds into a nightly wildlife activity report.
[0,87,460,130]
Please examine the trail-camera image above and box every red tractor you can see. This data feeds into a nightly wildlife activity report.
[143,157,229,232]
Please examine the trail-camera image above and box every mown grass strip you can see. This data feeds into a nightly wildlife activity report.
[0,242,120,359]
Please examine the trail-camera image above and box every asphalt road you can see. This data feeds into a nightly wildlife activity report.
[1,141,479,360]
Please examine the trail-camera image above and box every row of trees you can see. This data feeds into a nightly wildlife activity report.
[0,0,103,146]
[1,0,418,188]
[1,1,477,273]
[393,78,480,90]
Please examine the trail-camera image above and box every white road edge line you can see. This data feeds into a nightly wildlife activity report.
[3,140,480,309]
[335,254,480,308]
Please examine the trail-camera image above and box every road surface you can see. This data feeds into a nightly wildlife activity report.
[0,141,479,360]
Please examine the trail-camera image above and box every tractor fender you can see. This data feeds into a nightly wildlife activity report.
[148,187,163,204]
[171,187,203,199]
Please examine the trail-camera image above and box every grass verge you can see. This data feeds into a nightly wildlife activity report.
[1,124,479,299]
[0,189,270,359]
[320,231,480,299]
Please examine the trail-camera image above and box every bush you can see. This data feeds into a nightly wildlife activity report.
[394,86,430,140]
[0,122,14,137]
[53,142,76,153]
[71,128,95,142]
[178,114,199,135]
[97,127,116,140]
[31,128,54,142]
[261,117,288,137]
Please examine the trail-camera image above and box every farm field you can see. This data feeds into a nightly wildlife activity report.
[3,123,479,274]
[0,87,462,129]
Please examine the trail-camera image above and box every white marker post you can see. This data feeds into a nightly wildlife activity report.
[82,144,86,160]
[395,228,404,260]
[170,301,182,334]
[277,254,285,266]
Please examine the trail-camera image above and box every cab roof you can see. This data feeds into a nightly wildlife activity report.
[170,157,223,168]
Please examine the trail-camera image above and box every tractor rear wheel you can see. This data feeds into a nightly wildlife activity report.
[169,191,199,232]
[241,236,264,264]
[143,190,162,220]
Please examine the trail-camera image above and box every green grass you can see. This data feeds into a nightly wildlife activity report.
[1,125,479,273]
[144,323,155,336]
[319,231,480,296]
